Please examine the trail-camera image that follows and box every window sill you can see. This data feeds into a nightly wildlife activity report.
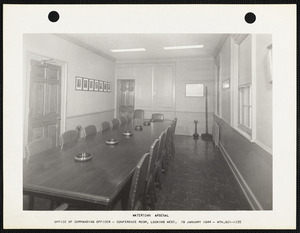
[232,126,253,142]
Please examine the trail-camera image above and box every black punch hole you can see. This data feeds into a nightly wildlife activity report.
[48,11,59,22]
[245,12,256,24]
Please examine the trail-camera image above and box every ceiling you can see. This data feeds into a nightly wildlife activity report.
[59,33,227,62]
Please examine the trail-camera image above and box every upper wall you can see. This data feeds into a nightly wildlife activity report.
[219,37,231,123]
[256,34,272,149]
[23,34,115,134]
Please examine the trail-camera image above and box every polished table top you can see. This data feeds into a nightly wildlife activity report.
[23,119,172,209]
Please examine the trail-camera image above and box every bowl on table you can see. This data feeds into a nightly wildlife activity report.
[123,130,133,136]
[74,152,92,162]
[105,138,119,145]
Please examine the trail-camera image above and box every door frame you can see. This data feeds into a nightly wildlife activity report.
[24,52,67,152]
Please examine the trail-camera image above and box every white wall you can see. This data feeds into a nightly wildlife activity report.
[116,59,215,136]
[175,60,214,135]
[23,34,115,143]
[219,37,231,123]
[256,34,272,149]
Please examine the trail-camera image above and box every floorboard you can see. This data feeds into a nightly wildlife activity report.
[155,135,251,210]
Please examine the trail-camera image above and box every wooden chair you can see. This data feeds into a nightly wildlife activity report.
[128,153,150,210]
[84,125,97,137]
[145,139,160,209]
[133,109,144,119]
[120,116,127,126]
[170,118,177,158]
[155,130,167,190]
[111,118,120,129]
[151,113,164,121]
[162,125,173,174]
[60,130,79,149]
[101,121,111,132]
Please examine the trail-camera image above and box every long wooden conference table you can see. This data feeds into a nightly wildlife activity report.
[23,118,172,210]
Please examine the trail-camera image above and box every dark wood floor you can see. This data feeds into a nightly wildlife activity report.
[155,135,251,210]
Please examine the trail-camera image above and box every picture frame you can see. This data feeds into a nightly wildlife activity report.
[89,79,94,91]
[99,81,103,91]
[185,83,204,97]
[94,80,99,91]
[103,81,107,92]
[75,76,82,90]
[83,78,88,91]
[107,82,111,92]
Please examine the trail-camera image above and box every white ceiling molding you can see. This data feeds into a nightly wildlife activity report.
[54,34,116,62]
[212,34,230,58]
[115,56,214,64]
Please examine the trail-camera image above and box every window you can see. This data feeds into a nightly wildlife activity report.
[238,84,251,135]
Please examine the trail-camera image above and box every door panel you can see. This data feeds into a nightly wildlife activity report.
[154,65,174,109]
[135,66,153,108]
[32,127,43,140]
[28,59,61,146]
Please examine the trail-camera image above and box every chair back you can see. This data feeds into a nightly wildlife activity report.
[26,137,53,158]
[151,113,164,121]
[157,130,166,163]
[84,125,97,137]
[146,139,160,181]
[120,116,127,126]
[165,125,172,149]
[133,109,144,119]
[128,153,150,210]
[111,118,120,129]
[60,130,78,149]
[101,121,111,132]
[172,117,177,135]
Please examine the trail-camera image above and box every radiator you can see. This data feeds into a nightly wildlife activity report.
[212,122,220,147]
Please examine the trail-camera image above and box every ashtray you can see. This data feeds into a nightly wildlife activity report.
[150,119,156,122]
[74,152,92,162]
[135,125,143,131]
[123,131,133,136]
[105,138,119,145]
[143,121,151,126]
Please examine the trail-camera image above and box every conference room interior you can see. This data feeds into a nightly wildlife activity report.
[23,33,272,211]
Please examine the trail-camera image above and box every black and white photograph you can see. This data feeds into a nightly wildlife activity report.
[89,79,94,91]
[75,76,82,90]
[94,80,99,91]
[83,78,88,91]
[99,80,103,91]
[107,82,111,92]
[3,4,296,230]
[103,81,107,92]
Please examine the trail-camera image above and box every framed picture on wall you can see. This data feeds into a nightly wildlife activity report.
[89,79,94,91]
[107,82,111,92]
[83,78,88,91]
[185,83,204,97]
[75,76,82,90]
[94,80,99,91]
[99,81,103,91]
[103,81,107,92]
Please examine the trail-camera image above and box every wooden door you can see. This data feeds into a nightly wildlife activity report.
[28,60,61,146]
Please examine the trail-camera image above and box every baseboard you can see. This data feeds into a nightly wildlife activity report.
[219,142,263,210]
